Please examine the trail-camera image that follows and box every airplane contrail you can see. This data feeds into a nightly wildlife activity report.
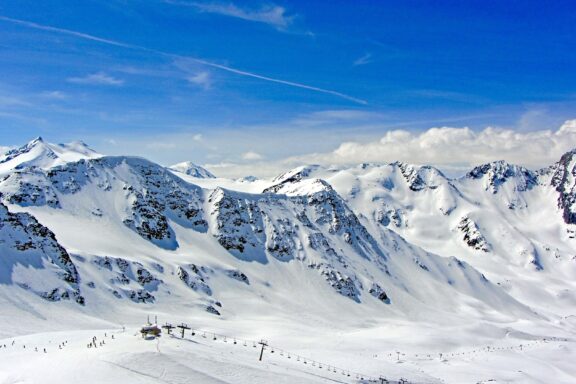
[0,15,367,105]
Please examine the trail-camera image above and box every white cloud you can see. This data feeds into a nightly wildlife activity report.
[68,72,124,86]
[186,71,212,89]
[203,120,576,179]
[192,133,203,141]
[294,120,576,171]
[353,53,372,66]
[241,151,264,160]
[204,160,283,179]
[170,1,294,29]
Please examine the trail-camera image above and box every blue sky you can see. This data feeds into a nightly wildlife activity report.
[1,1,575,177]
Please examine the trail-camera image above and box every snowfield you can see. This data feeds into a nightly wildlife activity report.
[1,135,576,383]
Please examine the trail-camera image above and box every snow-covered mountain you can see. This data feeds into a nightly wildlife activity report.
[169,161,216,179]
[264,158,576,317]
[0,136,101,176]
[1,137,575,383]
[0,139,531,319]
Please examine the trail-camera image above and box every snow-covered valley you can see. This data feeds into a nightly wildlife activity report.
[1,136,575,383]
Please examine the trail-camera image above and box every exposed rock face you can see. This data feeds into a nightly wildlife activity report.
[92,255,162,302]
[206,305,221,315]
[226,269,250,284]
[1,170,61,208]
[308,262,361,302]
[457,216,491,252]
[550,150,576,224]
[208,188,267,259]
[467,160,538,194]
[0,200,83,304]
[395,162,429,192]
[177,264,212,295]
[369,283,389,303]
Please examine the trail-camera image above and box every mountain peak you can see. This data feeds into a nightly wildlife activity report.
[29,136,44,145]
[169,161,216,178]
[0,138,102,176]
[466,160,537,193]
[271,164,322,184]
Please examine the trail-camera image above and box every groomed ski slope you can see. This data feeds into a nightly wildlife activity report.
[0,318,575,384]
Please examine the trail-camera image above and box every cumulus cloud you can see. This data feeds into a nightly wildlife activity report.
[67,72,124,86]
[296,120,576,171]
[169,1,294,29]
[241,151,264,160]
[203,120,576,179]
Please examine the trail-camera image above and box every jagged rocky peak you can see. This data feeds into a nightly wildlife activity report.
[169,161,216,178]
[550,147,576,224]
[392,161,448,191]
[466,160,537,193]
[0,200,84,304]
[0,136,102,175]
